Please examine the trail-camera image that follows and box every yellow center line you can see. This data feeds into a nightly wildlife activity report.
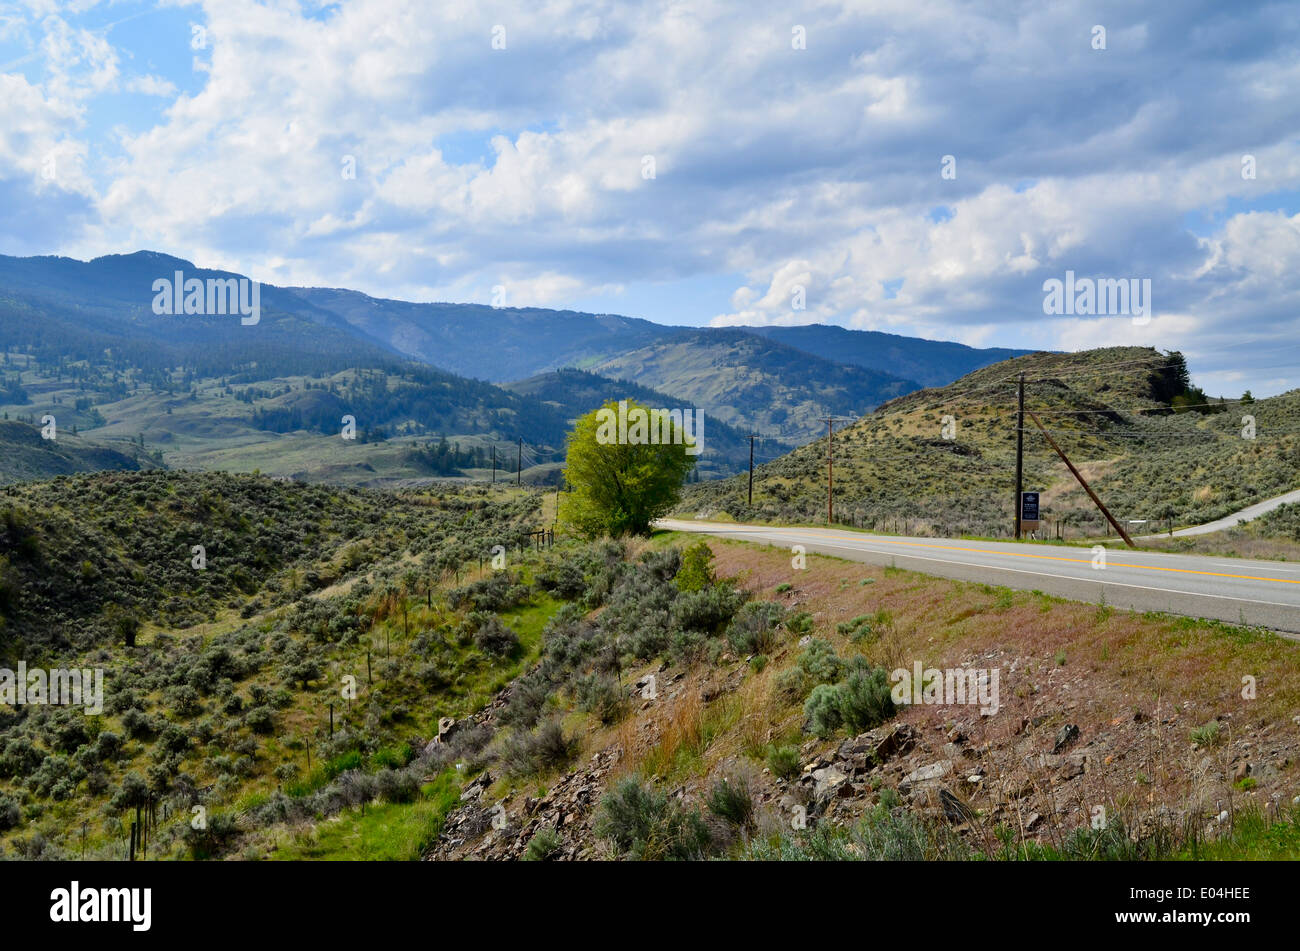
[764,526,1300,586]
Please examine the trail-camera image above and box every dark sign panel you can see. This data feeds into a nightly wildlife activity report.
[1021,492,1040,521]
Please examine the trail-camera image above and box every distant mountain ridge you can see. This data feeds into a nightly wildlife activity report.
[593,327,919,441]
[0,250,1059,484]
[285,285,674,383]
[743,324,1036,389]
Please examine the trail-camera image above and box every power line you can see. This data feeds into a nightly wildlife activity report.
[1016,427,1300,437]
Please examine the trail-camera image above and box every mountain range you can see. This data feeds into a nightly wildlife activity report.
[0,250,1034,485]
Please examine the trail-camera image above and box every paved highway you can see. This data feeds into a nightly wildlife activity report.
[657,519,1300,636]
[1139,487,1300,538]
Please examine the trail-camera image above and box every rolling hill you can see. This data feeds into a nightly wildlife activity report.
[593,328,920,441]
[680,346,1297,539]
[0,418,159,486]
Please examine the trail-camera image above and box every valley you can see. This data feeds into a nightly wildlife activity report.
[1,254,1297,868]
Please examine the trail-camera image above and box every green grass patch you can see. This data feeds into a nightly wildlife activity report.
[269,770,461,861]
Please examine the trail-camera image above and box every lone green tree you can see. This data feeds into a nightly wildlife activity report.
[560,399,698,537]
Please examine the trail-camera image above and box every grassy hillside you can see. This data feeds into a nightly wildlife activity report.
[426,534,1300,861]
[4,470,1298,862]
[0,419,160,486]
[0,348,577,486]
[0,471,549,859]
[594,328,919,442]
[679,346,1298,539]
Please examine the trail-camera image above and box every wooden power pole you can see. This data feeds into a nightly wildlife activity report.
[1015,372,1025,540]
[516,437,522,486]
[747,434,755,507]
[820,416,854,525]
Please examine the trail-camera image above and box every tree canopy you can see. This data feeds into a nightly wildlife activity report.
[559,399,697,537]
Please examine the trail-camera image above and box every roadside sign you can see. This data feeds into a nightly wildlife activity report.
[1020,492,1040,522]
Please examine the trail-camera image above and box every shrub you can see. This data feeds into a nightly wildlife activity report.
[774,667,808,703]
[0,738,43,779]
[836,664,896,733]
[450,571,530,613]
[767,745,800,780]
[805,683,844,738]
[797,638,841,685]
[121,707,158,739]
[52,718,89,753]
[575,673,628,725]
[804,665,895,737]
[536,561,586,600]
[166,684,203,718]
[837,615,873,642]
[785,611,814,635]
[376,767,420,804]
[523,826,563,861]
[675,541,716,593]
[499,673,553,729]
[500,720,578,778]
[706,773,755,830]
[183,811,239,860]
[668,628,710,666]
[1191,721,1222,747]
[416,663,449,690]
[244,706,275,735]
[726,601,786,655]
[594,777,712,861]
[0,794,20,831]
[671,583,745,635]
[473,616,521,658]
[110,772,150,811]
[157,724,191,755]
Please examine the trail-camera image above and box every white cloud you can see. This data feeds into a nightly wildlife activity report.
[0,0,1297,391]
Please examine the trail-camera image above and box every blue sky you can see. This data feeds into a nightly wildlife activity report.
[1,0,1299,395]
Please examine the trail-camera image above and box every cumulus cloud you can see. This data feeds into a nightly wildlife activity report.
[0,0,1298,391]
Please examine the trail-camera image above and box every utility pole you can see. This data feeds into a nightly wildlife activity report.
[820,416,854,525]
[747,434,755,507]
[1014,372,1025,540]
[1026,411,1135,548]
[517,437,522,486]
[827,419,834,524]
[491,445,496,484]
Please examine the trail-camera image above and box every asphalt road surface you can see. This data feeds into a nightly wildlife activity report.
[657,519,1300,636]
[1139,487,1300,538]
